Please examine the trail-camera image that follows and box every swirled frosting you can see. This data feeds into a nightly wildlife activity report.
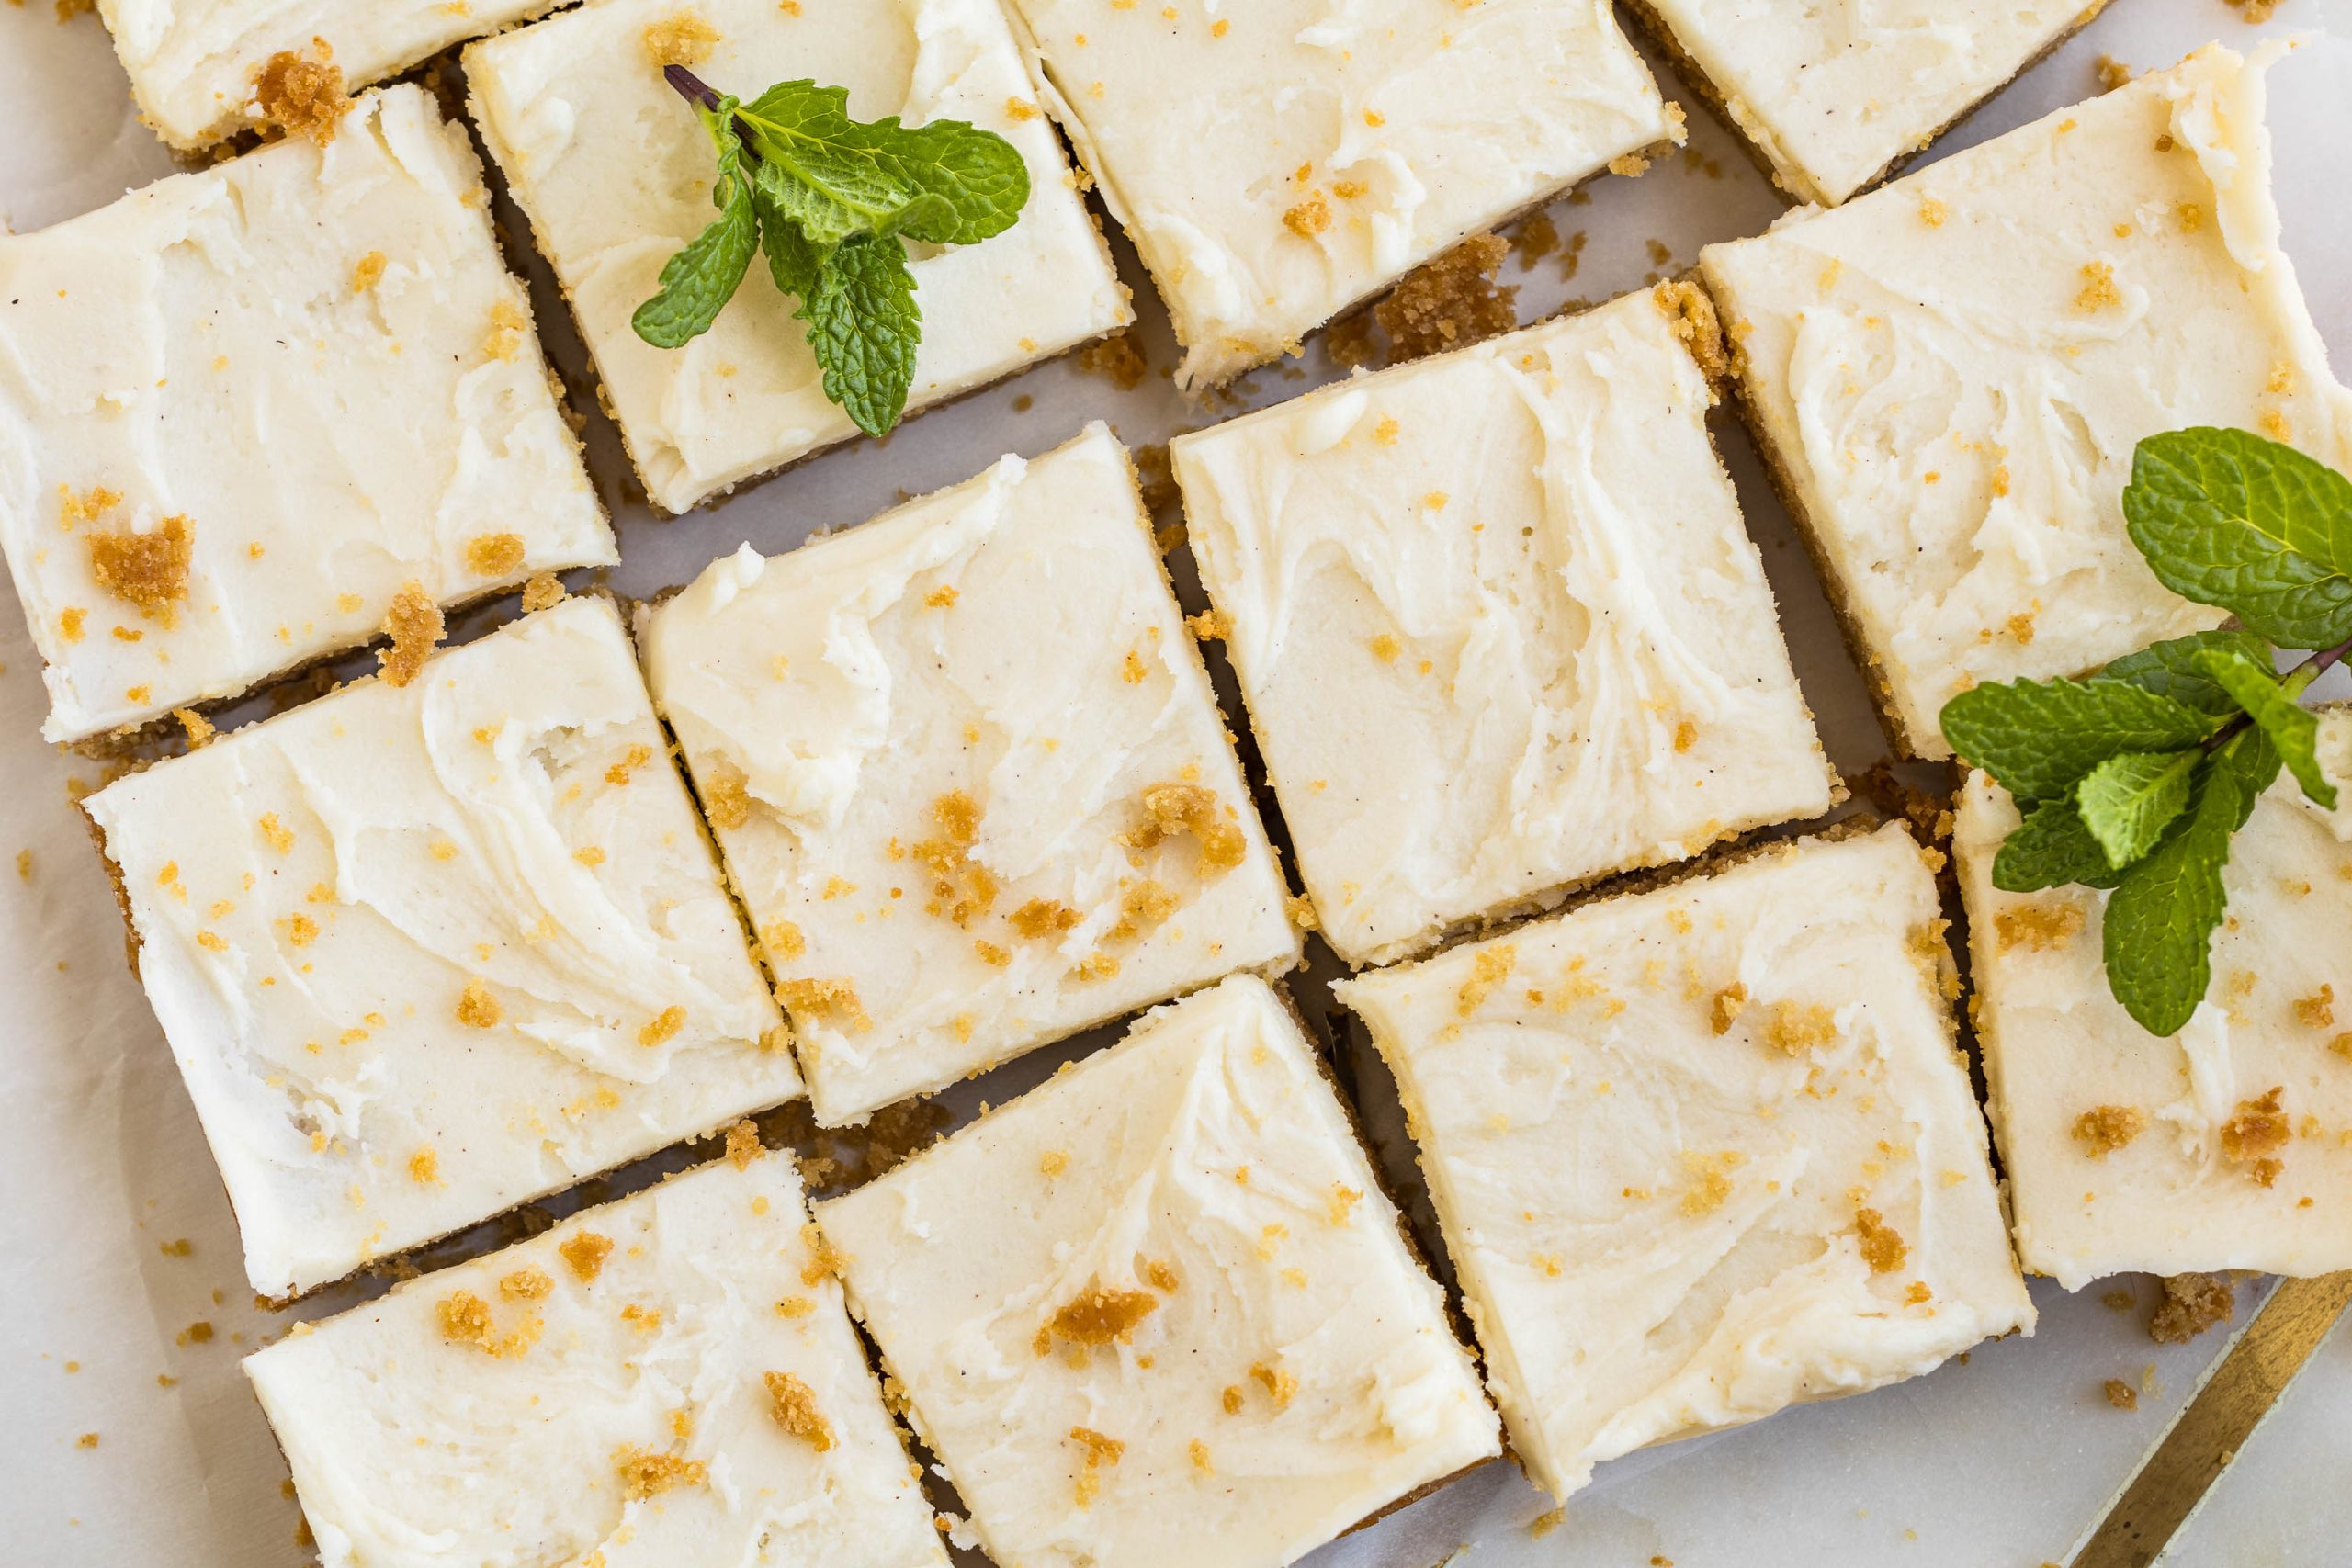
[465,0,1131,514]
[1955,717,2352,1290]
[246,1154,946,1568]
[817,975,1499,1568]
[85,596,793,1296]
[1341,824,2034,1502]
[1637,0,2107,205]
[1000,0,1676,387]
[1174,286,1836,965]
[640,424,1300,1127]
[1701,44,2352,758]
[0,85,612,743]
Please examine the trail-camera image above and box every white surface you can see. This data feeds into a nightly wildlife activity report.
[1,1,2346,1564]
[2164,1298,2352,1567]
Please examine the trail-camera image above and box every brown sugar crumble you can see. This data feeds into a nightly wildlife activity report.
[2072,1104,2147,1158]
[1069,1425,1125,1508]
[641,8,721,67]
[1283,191,1332,239]
[2294,985,2335,1030]
[88,513,194,619]
[1049,1282,1159,1348]
[1708,981,1747,1035]
[1853,1208,1908,1274]
[1370,234,1517,365]
[2096,55,2134,92]
[776,976,871,1032]
[2220,1087,2290,1186]
[2224,0,2281,20]
[1130,782,1247,874]
[763,1370,835,1451]
[559,1229,616,1282]
[435,1289,541,1358]
[724,1118,763,1169]
[1996,901,2085,953]
[252,41,348,147]
[464,533,527,578]
[702,757,754,829]
[637,1004,687,1047]
[616,1445,707,1500]
[2149,1272,2235,1344]
[350,251,387,293]
[1762,1000,1837,1055]
[500,1266,553,1301]
[455,978,502,1029]
[1249,1359,1298,1408]
[377,581,444,688]
[2073,261,2124,313]
[2102,1378,2139,1411]
[521,572,567,612]
[1454,944,1515,1017]
[1077,331,1149,389]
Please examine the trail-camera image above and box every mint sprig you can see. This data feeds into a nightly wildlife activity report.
[630,67,1030,437]
[1946,428,2352,1036]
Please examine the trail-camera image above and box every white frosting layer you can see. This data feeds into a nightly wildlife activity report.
[1955,723,2352,1290]
[246,1155,947,1568]
[641,424,1300,1126]
[0,85,612,744]
[1702,45,2352,758]
[1641,0,2101,205]
[96,0,566,149]
[85,596,794,1296]
[818,975,1500,1568]
[1342,824,2035,1503]
[1175,287,1834,965]
[1001,0,1674,387]
[466,0,1131,514]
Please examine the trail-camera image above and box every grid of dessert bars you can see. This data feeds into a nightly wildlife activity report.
[6,1,2349,1562]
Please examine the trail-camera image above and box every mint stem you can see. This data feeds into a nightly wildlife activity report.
[663,66,762,162]
[2196,631,2352,754]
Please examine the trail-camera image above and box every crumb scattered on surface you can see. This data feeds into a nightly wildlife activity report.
[483,299,528,362]
[2072,1104,2147,1158]
[1709,982,1747,1034]
[465,533,527,578]
[253,41,347,146]
[2096,54,2134,91]
[175,708,215,749]
[1996,901,2085,953]
[88,514,193,618]
[2150,1273,2235,1344]
[642,8,720,66]
[1131,782,1247,873]
[2220,1087,2290,1186]
[521,572,566,612]
[1853,1208,1908,1274]
[1529,1508,1564,1540]
[763,1370,834,1451]
[776,977,871,1032]
[1077,332,1149,389]
[2073,261,2123,313]
[500,1267,552,1301]
[1651,279,1726,386]
[456,978,502,1029]
[351,251,386,292]
[702,757,753,829]
[1762,1001,1837,1055]
[1372,235,1517,364]
[435,1289,540,1357]
[1679,1150,1739,1217]
[724,1118,763,1168]
[1455,944,1515,1016]
[1250,1360,1297,1408]
[1050,1283,1159,1347]
[637,1004,687,1047]
[616,1445,707,1500]
[559,1230,615,1282]
[2102,1378,2139,1410]
[2223,0,2280,20]
[377,581,443,688]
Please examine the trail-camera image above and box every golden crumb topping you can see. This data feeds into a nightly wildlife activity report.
[638,1005,686,1047]
[1131,783,1247,874]
[1145,1258,1181,1292]
[641,9,720,67]
[1762,1001,1837,1055]
[175,708,215,749]
[87,513,193,618]
[482,299,528,363]
[521,573,567,612]
[1109,879,1181,942]
[435,1289,541,1357]
[914,790,1000,927]
[1283,191,1332,239]
[500,1266,553,1301]
[1189,1438,1214,1473]
[1011,898,1082,940]
[2096,54,2133,91]
[407,1147,440,1185]
[1708,981,1747,1035]
[1852,1208,1907,1274]
[775,1295,814,1318]
[605,742,656,786]
[1996,901,2085,953]
[1326,1183,1362,1226]
[2220,1087,2290,1187]
[1078,332,1149,389]
[2072,1104,2147,1158]
[350,251,386,293]
[1220,1384,1243,1415]
[761,920,807,959]
[2073,261,2123,313]
[1049,1283,1159,1347]
[1039,1149,1071,1177]
[1069,1425,1124,1508]
[2224,0,2280,21]
[616,1445,707,1500]
[923,585,959,609]
[2294,985,2335,1030]
[253,42,347,146]
[455,979,502,1029]
[724,1119,763,1169]
[702,756,753,829]
[1678,1150,1740,1217]
[798,1222,849,1287]
[1373,235,1516,364]
[1249,1360,1297,1409]
[1650,279,1727,387]
[763,1370,835,1451]
[559,1230,615,1282]
[1455,945,1515,1016]
[464,533,527,578]
[776,976,871,1032]
[377,581,443,688]
[59,484,123,527]
[2150,1273,2235,1344]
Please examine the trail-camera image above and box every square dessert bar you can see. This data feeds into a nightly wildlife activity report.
[1701,45,2352,760]
[84,595,796,1298]
[1340,823,2035,1503]
[640,423,1301,1126]
[1174,284,1837,966]
[97,0,571,150]
[467,0,1131,514]
[0,84,612,745]
[1626,0,2109,206]
[1954,721,2352,1289]
[246,1153,949,1568]
[816,975,1500,1568]
[1000,0,1678,388]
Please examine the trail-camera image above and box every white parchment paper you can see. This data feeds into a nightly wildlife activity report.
[1,2,2345,1564]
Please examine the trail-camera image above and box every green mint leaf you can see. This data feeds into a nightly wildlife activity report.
[752,184,827,299]
[632,99,760,349]
[737,81,1029,247]
[2192,648,2338,809]
[2124,427,2352,649]
[2075,750,2196,868]
[2098,629,2276,717]
[1992,795,2128,892]
[2101,728,2278,1034]
[800,235,919,438]
[1941,675,2221,803]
